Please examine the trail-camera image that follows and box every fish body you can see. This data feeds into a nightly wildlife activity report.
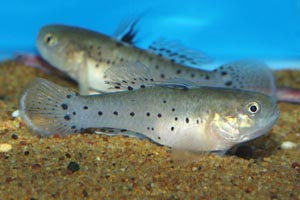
[37,25,213,94]
[37,25,275,96]
[20,78,279,153]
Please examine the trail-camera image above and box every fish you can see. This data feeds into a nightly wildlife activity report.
[19,78,279,153]
[36,24,213,94]
[35,23,300,103]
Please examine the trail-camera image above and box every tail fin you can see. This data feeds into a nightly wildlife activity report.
[20,78,79,137]
[217,60,276,96]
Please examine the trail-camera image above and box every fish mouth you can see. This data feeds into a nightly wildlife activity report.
[210,107,279,144]
[238,109,280,142]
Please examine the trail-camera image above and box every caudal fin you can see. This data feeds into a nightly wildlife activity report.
[20,78,80,137]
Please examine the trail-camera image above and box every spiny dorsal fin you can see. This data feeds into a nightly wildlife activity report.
[148,38,213,67]
[113,13,146,45]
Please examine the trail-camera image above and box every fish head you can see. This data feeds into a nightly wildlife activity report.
[37,24,87,75]
[210,90,279,148]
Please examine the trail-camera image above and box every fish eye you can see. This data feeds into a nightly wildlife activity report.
[44,33,57,46]
[247,102,260,114]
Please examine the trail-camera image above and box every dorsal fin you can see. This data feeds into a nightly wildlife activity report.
[148,38,213,67]
[113,13,145,45]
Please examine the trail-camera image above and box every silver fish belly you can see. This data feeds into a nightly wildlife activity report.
[20,78,279,153]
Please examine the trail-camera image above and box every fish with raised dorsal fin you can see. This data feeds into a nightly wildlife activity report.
[36,24,212,94]
[19,78,279,154]
[34,21,300,103]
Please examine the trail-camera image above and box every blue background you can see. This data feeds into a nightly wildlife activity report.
[1,0,300,69]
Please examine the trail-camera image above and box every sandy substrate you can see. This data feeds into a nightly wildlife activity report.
[0,60,300,199]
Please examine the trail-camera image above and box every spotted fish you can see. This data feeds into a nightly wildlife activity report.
[19,78,279,153]
[36,24,214,94]
[34,23,300,103]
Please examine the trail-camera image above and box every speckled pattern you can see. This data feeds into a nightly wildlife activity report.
[0,60,300,199]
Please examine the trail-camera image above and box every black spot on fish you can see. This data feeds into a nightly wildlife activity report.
[186,118,189,123]
[64,115,70,121]
[225,81,232,86]
[171,127,174,131]
[83,106,88,110]
[95,64,99,68]
[107,60,111,64]
[61,104,68,110]
[128,86,133,91]
[115,86,120,89]
[176,69,181,74]
[174,117,178,121]
[113,111,118,116]
[151,127,154,131]
[157,137,161,140]
[172,108,175,112]
[146,112,150,117]
[120,58,124,62]
[158,113,162,118]
[205,75,210,80]
[71,126,76,129]
[160,74,165,79]
[130,112,135,117]
[98,111,103,116]
[163,100,167,104]
[66,94,71,99]
[155,65,159,69]
[140,85,145,89]
[221,71,227,76]
[190,73,195,78]
[73,112,76,115]
[116,42,123,47]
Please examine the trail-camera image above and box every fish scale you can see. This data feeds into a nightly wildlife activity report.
[20,78,279,153]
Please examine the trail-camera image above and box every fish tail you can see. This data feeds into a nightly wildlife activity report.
[20,78,79,137]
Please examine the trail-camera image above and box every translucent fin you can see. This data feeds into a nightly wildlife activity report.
[148,38,213,67]
[113,13,145,44]
[104,61,157,91]
[95,128,146,139]
[19,78,79,137]
[215,60,277,96]
[276,87,300,103]
[104,61,199,91]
